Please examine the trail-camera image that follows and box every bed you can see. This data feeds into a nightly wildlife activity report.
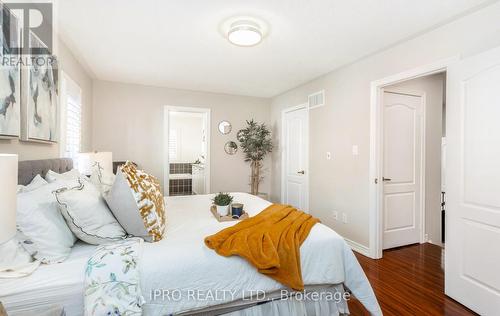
[0,159,381,316]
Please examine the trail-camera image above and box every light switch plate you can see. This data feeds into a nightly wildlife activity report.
[352,145,359,156]
[326,152,332,160]
[342,212,348,223]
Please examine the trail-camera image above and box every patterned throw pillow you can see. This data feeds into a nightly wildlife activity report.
[105,162,166,242]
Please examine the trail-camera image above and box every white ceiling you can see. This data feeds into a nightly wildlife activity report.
[58,0,492,98]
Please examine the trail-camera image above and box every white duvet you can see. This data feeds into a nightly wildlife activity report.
[141,193,381,315]
[1,193,381,316]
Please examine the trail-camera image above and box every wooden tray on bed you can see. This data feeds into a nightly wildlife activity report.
[210,205,249,222]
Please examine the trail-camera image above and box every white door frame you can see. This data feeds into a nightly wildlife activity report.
[163,105,211,196]
[369,56,459,259]
[281,103,310,212]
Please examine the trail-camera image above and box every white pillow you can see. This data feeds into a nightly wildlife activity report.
[45,169,81,183]
[16,180,78,264]
[17,174,49,193]
[55,179,126,245]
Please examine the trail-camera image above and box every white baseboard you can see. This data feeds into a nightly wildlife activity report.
[344,238,371,257]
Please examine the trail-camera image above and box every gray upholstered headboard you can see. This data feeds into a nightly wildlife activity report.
[18,158,74,185]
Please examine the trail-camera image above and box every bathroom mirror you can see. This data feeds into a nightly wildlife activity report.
[218,121,232,135]
[224,141,238,155]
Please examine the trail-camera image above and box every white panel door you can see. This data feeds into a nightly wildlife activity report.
[283,107,308,211]
[382,91,423,250]
[446,46,500,315]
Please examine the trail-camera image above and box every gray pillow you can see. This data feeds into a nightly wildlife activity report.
[104,162,166,242]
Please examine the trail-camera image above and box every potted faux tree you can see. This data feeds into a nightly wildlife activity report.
[237,120,273,196]
[212,192,234,216]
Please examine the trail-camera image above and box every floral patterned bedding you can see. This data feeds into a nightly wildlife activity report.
[84,238,145,316]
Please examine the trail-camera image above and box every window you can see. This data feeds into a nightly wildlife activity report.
[63,95,81,159]
[169,129,178,161]
[61,74,82,161]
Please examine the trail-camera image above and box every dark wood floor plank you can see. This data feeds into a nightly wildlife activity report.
[348,243,478,316]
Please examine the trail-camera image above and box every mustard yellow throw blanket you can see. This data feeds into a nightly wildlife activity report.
[204,204,320,291]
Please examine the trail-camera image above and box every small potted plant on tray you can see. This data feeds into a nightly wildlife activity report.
[212,192,233,216]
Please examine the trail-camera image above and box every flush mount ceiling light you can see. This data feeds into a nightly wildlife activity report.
[228,20,262,46]
[222,17,267,47]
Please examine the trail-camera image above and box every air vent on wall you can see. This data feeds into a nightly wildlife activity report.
[308,90,325,109]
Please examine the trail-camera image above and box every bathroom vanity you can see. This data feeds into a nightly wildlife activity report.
[192,163,206,195]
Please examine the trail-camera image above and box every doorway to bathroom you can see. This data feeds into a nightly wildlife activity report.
[164,106,211,196]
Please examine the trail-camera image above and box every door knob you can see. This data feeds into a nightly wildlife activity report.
[382,177,392,182]
[297,170,305,175]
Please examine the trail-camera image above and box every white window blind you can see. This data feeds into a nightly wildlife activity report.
[63,95,81,160]
[169,129,178,161]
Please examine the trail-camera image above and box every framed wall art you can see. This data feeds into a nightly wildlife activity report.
[20,31,59,143]
[0,3,21,139]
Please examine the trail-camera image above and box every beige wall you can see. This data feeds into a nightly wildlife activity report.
[270,2,500,247]
[92,80,271,194]
[388,73,445,247]
[0,40,94,160]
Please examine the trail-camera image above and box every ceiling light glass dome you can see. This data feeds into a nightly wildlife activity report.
[227,20,262,46]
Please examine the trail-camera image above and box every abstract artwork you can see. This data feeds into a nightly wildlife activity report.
[21,32,59,142]
[0,4,20,138]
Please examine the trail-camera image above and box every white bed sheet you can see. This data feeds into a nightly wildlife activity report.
[0,242,96,315]
[1,193,381,316]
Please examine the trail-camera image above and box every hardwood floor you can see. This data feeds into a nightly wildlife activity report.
[348,243,478,316]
